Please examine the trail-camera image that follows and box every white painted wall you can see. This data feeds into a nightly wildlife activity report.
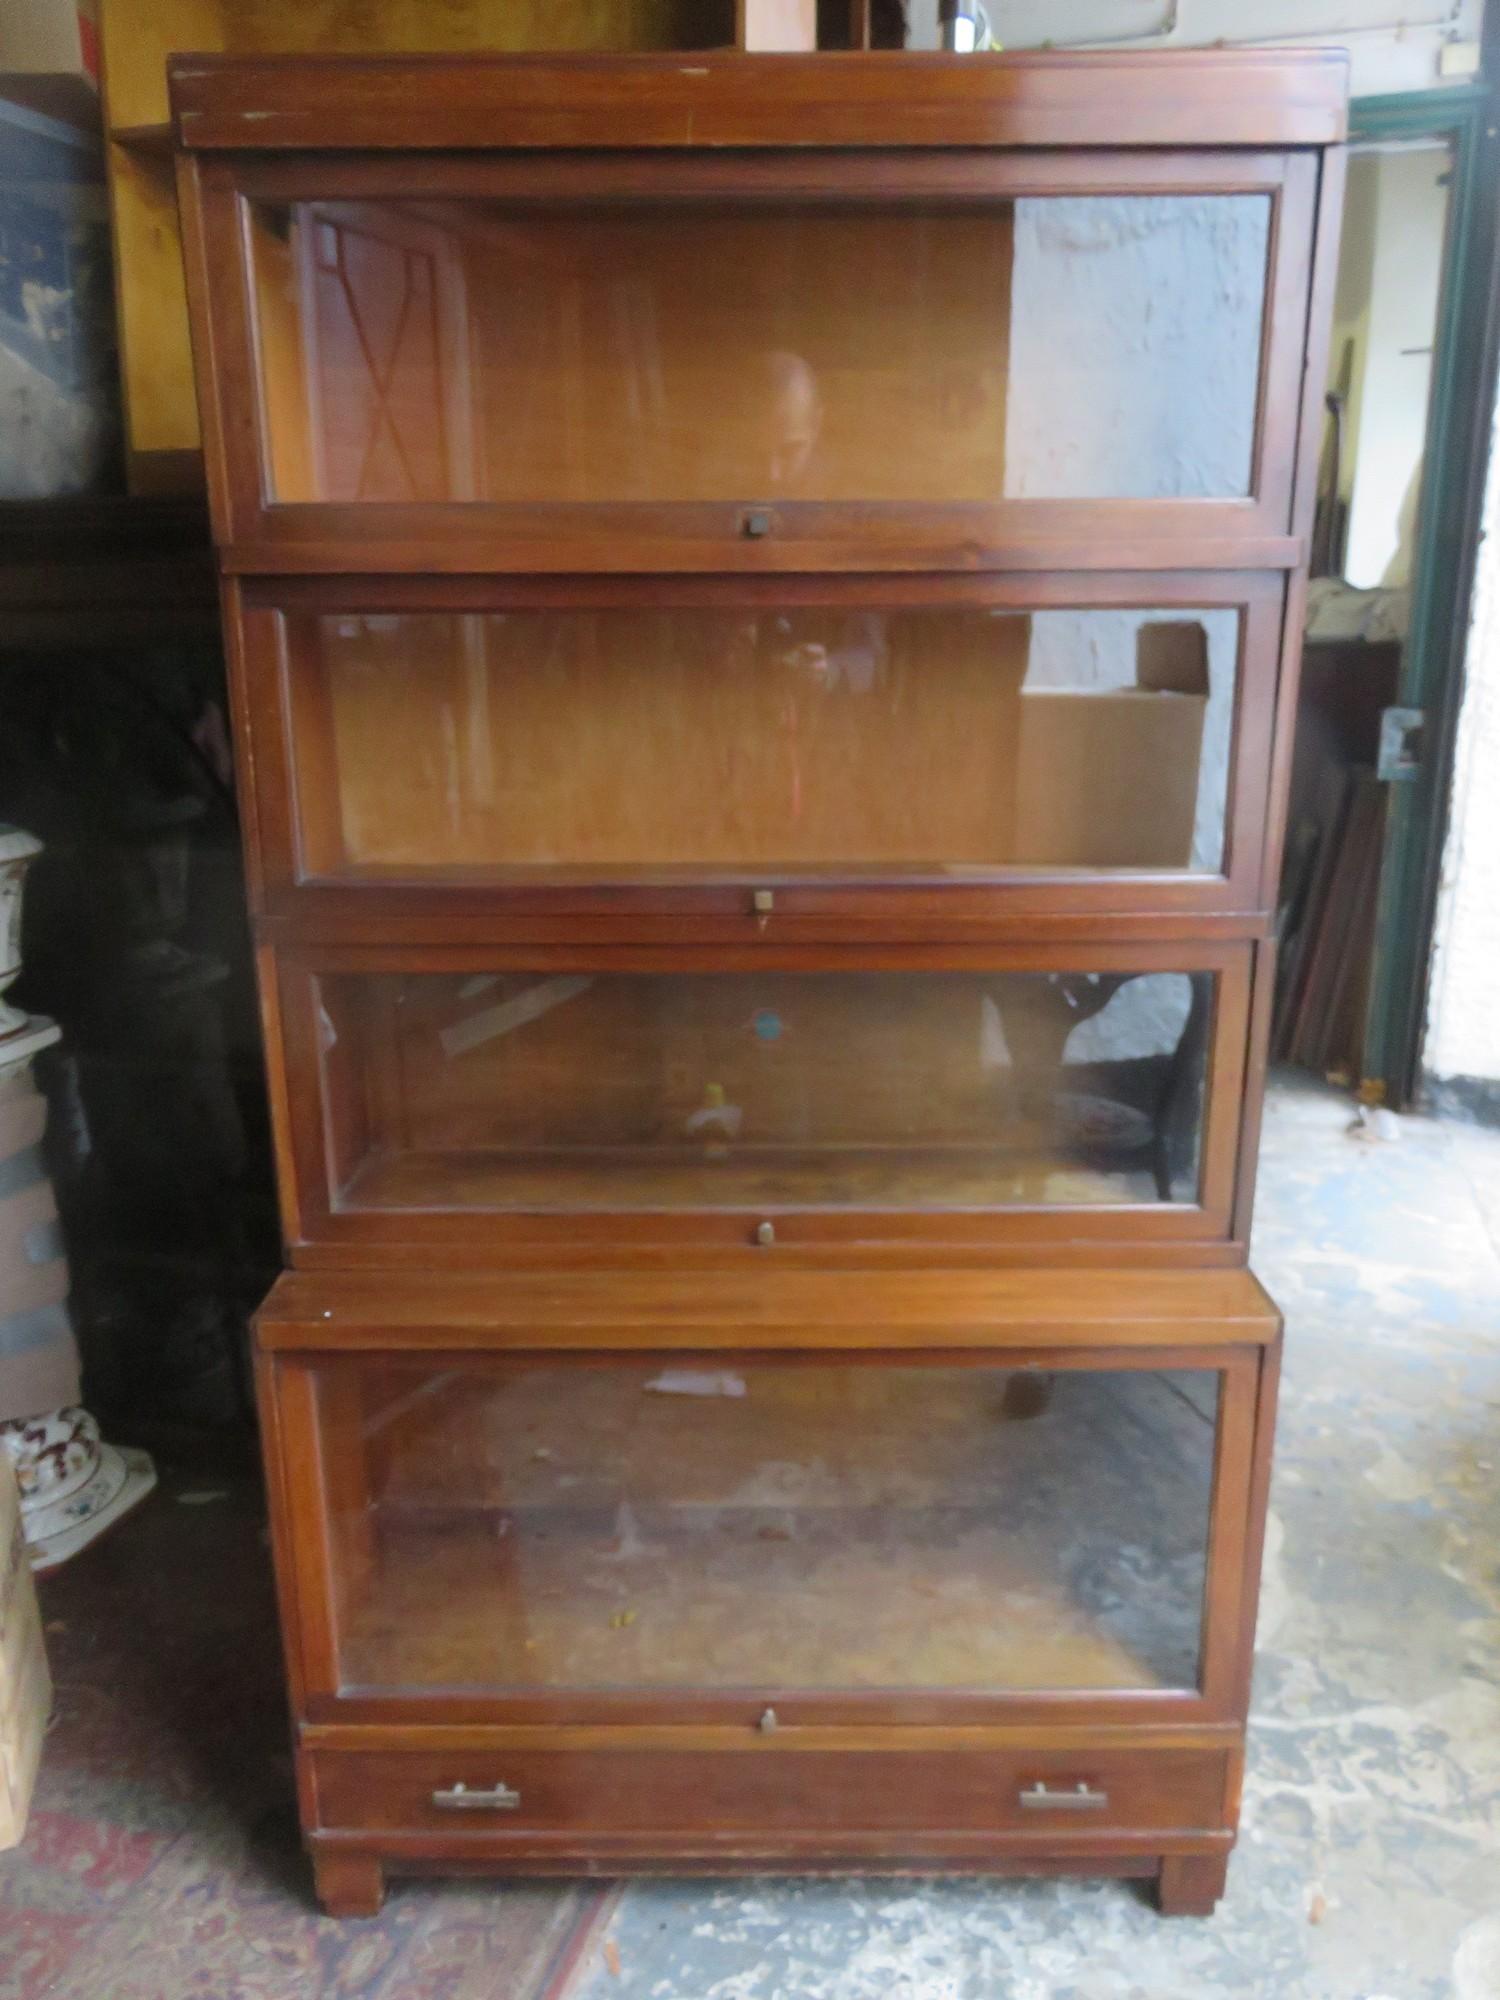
[1341,146,1450,589]
[905,0,1483,98]
[1005,195,1267,501]
[1424,393,1500,1086]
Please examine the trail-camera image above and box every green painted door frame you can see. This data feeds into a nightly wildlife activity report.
[1352,79,1500,1106]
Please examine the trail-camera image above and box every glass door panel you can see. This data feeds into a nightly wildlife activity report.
[246,195,1271,507]
[314,967,1214,1215]
[316,1358,1218,1697]
[284,604,1237,878]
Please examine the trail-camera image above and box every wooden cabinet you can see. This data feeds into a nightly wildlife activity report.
[172,48,1346,1916]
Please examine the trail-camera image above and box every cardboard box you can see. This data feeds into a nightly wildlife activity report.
[0,0,99,128]
[1014,618,1210,870]
[0,0,97,83]
[0,1450,51,1849]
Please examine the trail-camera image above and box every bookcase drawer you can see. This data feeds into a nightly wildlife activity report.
[308,1745,1232,1842]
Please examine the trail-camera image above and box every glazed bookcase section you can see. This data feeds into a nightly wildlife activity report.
[311,1357,1218,1701]
[235,574,1286,919]
[270,944,1252,1256]
[174,132,1326,568]
[244,191,1268,507]
[255,1293,1276,1725]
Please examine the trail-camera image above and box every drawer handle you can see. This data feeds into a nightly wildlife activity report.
[431,1781,521,1812]
[1019,1780,1109,1812]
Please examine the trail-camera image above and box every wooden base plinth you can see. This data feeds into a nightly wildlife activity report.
[309,1843,1230,1918]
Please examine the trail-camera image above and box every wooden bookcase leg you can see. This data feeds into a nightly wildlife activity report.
[314,1849,385,1918]
[1157,1853,1229,1917]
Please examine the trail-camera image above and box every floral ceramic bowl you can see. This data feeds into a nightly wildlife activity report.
[0,1406,156,1572]
[0,1404,100,1507]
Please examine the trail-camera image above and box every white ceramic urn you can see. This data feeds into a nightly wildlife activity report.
[0,827,42,1042]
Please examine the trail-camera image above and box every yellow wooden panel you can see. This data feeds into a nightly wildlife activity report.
[101,0,222,485]
[220,0,730,57]
[106,146,201,474]
[101,0,222,130]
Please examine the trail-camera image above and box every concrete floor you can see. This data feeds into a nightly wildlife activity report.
[6,1073,1500,1999]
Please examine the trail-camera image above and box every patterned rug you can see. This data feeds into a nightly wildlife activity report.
[0,1472,613,2000]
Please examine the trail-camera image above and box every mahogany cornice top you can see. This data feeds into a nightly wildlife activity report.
[169,48,1350,155]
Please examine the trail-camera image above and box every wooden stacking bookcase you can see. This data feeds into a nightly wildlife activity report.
[172,47,1347,1917]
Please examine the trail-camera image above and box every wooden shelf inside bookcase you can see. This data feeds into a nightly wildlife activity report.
[337,1143,1166,1214]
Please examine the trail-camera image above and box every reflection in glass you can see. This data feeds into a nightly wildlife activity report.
[324,1361,1217,1694]
[289,607,1236,875]
[249,196,1270,505]
[317,968,1212,1213]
